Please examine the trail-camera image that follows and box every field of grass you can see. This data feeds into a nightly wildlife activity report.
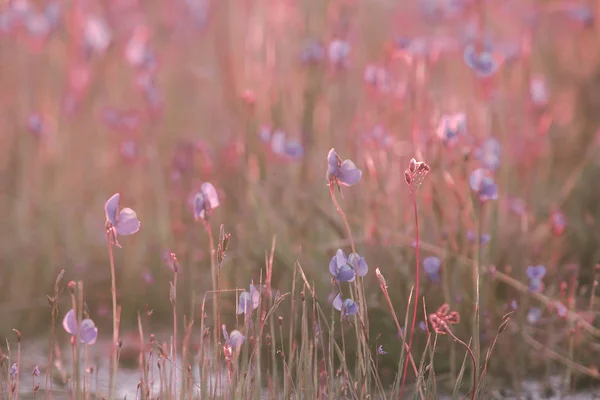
[1,0,600,398]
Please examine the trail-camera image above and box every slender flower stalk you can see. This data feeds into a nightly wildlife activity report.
[400,158,430,397]
[106,231,119,399]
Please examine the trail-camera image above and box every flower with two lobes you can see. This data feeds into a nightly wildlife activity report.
[62,309,98,345]
[329,249,368,282]
[327,148,362,187]
[193,182,220,222]
[423,256,441,283]
[332,293,359,317]
[428,304,461,335]
[469,168,498,201]
[527,265,546,293]
[237,284,260,315]
[104,193,141,247]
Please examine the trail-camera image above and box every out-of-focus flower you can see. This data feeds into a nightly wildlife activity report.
[237,284,260,315]
[84,16,112,55]
[301,39,325,64]
[530,76,549,107]
[466,231,491,246]
[222,325,245,351]
[423,256,441,283]
[377,345,388,355]
[62,309,98,345]
[469,168,498,201]
[260,127,304,160]
[327,148,362,187]
[10,363,17,378]
[436,113,466,147]
[551,210,566,236]
[193,182,220,222]
[475,137,501,171]
[463,44,499,77]
[329,249,368,282]
[527,307,541,324]
[328,39,350,68]
[527,265,546,293]
[332,293,359,316]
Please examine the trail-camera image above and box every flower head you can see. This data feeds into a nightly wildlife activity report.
[193,182,220,222]
[466,231,491,246]
[527,265,546,293]
[328,39,350,67]
[475,137,502,171]
[329,249,368,282]
[10,363,17,378]
[469,168,498,201]
[463,44,499,77]
[423,256,441,283]
[326,148,362,187]
[332,293,359,316]
[222,325,245,361]
[436,113,467,146]
[104,193,141,247]
[62,309,98,345]
[237,284,260,315]
[377,345,388,355]
[527,307,542,324]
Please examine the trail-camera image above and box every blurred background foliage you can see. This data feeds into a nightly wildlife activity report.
[1,0,600,384]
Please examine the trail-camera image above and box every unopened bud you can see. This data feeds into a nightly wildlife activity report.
[404,170,412,185]
[67,281,76,294]
[278,316,283,326]
[409,158,417,172]
[375,268,387,288]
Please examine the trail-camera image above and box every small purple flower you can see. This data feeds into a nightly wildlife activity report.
[423,256,441,283]
[527,307,542,324]
[377,345,388,355]
[466,231,491,246]
[554,301,568,317]
[104,193,141,246]
[551,211,567,236]
[508,197,526,216]
[327,148,362,187]
[301,39,325,64]
[333,293,359,316]
[463,44,499,77]
[436,113,466,146]
[267,129,304,160]
[418,321,427,331]
[237,284,260,315]
[27,113,45,138]
[32,365,40,376]
[475,137,501,171]
[193,182,220,222]
[527,265,546,293]
[10,363,17,378]
[329,249,368,282]
[62,309,98,345]
[222,325,245,348]
[469,168,498,201]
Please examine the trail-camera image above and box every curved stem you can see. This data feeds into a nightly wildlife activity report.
[400,186,420,397]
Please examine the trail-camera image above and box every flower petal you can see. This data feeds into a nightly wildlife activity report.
[200,182,220,209]
[336,264,356,282]
[249,284,260,310]
[327,148,340,177]
[335,249,347,269]
[229,330,245,348]
[238,291,251,315]
[332,293,343,311]
[344,299,359,315]
[116,207,141,236]
[79,319,98,345]
[104,193,120,226]
[354,255,369,277]
[339,160,362,186]
[62,309,78,335]
[329,254,338,277]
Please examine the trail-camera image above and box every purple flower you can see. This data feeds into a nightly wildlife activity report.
[551,211,567,236]
[377,345,388,355]
[527,307,542,324]
[32,365,40,376]
[423,256,441,283]
[508,197,526,216]
[329,249,368,282]
[469,168,498,201]
[104,193,141,246]
[262,129,304,160]
[237,284,260,315]
[436,113,466,146]
[554,301,568,317]
[327,148,362,187]
[222,325,245,348]
[10,363,17,378]
[418,321,427,331]
[193,182,220,222]
[62,309,98,345]
[527,265,546,293]
[333,294,359,316]
[466,231,491,246]
[463,44,499,77]
[475,137,501,171]
[301,39,325,64]
[27,113,45,138]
